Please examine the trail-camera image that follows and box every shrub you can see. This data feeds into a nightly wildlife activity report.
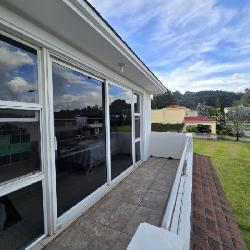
[186,125,199,133]
[151,123,184,132]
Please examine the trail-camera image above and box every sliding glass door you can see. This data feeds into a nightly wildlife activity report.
[52,62,106,217]
[108,83,133,179]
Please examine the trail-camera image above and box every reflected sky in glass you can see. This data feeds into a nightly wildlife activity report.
[0,35,38,103]
[52,63,104,112]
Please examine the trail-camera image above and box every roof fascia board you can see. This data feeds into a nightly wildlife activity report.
[62,0,166,94]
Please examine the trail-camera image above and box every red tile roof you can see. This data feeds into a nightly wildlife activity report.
[166,104,186,109]
[191,154,247,250]
[184,116,212,122]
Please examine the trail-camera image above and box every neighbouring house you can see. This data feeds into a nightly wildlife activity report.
[0,1,245,250]
[184,116,217,134]
[152,104,216,134]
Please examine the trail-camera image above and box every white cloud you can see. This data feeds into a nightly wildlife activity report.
[0,44,34,73]
[89,0,250,92]
[54,92,103,111]
[6,76,32,93]
[157,61,250,93]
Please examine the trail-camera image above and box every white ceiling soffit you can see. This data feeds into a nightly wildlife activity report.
[1,0,167,94]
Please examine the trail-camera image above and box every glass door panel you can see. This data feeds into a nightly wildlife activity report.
[52,62,106,217]
[109,83,133,179]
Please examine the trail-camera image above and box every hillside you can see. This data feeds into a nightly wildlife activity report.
[152,90,243,109]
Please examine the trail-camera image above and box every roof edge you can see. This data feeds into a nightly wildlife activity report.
[63,0,167,94]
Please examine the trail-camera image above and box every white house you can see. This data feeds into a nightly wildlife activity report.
[0,1,193,250]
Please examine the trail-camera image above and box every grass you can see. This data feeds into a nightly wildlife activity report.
[194,139,250,248]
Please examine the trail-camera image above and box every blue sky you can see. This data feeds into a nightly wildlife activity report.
[89,0,250,93]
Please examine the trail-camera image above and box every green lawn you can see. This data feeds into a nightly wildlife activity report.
[194,139,250,248]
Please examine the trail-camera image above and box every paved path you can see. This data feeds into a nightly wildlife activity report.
[45,157,179,250]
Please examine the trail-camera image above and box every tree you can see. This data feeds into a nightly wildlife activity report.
[240,88,250,106]
[197,103,210,117]
[216,112,226,134]
[226,106,245,141]
[151,90,177,109]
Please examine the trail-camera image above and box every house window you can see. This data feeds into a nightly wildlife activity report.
[0,33,44,249]
[0,109,40,183]
[133,93,140,114]
[109,83,133,179]
[52,62,106,217]
[0,33,38,103]
[133,92,142,163]
[135,141,141,162]
[0,182,44,249]
[135,116,140,139]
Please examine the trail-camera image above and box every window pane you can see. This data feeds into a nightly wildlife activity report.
[133,93,140,113]
[135,141,141,162]
[0,109,41,184]
[52,63,106,216]
[0,34,38,103]
[0,181,44,249]
[109,84,132,179]
[135,116,140,139]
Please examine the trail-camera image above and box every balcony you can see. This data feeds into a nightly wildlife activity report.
[40,133,193,250]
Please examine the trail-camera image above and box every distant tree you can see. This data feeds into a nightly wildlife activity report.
[151,90,177,109]
[216,112,226,134]
[208,106,217,117]
[197,103,210,117]
[226,106,245,141]
[219,95,225,114]
[172,90,243,108]
[237,88,250,107]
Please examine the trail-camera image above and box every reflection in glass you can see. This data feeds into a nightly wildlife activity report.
[0,182,44,249]
[0,34,38,103]
[135,141,141,162]
[52,63,106,216]
[109,83,132,179]
[135,116,140,139]
[133,93,140,113]
[0,109,40,183]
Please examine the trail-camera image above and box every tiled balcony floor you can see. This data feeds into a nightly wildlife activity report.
[45,157,179,250]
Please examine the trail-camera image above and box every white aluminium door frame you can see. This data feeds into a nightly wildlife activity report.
[46,54,145,230]
[47,54,111,230]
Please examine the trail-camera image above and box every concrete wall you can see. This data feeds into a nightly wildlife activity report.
[188,110,198,117]
[150,132,186,159]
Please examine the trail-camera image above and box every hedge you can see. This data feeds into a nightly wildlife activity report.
[151,123,184,132]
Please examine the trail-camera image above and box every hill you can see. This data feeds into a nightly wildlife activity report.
[152,90,243,109]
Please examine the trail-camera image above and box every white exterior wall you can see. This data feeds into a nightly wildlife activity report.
[142,92,152,160]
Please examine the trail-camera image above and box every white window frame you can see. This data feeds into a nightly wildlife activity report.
[133,91,142,163]
[0,31,48,245]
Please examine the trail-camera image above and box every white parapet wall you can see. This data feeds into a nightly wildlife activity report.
[150,132,187,159]
[132,132,193,250]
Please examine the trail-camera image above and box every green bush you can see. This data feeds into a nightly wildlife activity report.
[151,123,184,132]
[186,125,199,133]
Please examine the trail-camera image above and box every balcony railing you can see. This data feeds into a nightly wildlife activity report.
[151,132,193,250]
